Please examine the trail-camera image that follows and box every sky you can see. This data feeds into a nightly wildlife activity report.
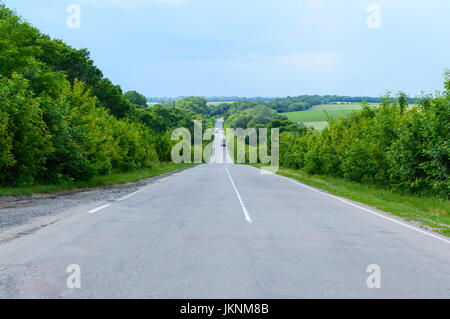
[3,0,450,98]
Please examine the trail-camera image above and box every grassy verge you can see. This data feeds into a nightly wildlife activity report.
[253,164,450,237]
[0,162,195,197]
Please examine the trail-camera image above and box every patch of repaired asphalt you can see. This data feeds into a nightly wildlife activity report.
[0,166,196,243]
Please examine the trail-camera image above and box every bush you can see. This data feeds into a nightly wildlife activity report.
[0,74,52,185]
[276,75,450,198]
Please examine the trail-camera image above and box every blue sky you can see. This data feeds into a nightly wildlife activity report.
[4,0,450,97]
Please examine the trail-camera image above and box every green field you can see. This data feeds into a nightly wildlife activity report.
[287,102,379,130]
[309,102,378,111]
[286,109,360,130]
[287,102,417,130]
[207,101,234,105]
[301,121,329,130]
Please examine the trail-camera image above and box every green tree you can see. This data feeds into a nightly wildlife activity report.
[93,78,132,118]
[125,90,148,107]
[0,74,53,185]
[176,97,210,115]
[397,91,409,115]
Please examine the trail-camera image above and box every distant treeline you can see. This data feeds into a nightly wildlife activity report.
[147,96,275,103]
[149,95,415,113]
[266,95,415,113]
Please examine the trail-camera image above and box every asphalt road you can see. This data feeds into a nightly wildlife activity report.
[0,119,449,298]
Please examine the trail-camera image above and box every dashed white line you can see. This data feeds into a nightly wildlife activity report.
[225,164,253,224]
[88,203,111,214]
[87,173,181,214]
[117,186,148,201]
[88,186,149,214]
[271,172,450,245]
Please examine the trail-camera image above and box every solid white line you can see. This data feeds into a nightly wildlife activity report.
[225,165,253,224]
[272,172,450,244]
[88,203,111,214]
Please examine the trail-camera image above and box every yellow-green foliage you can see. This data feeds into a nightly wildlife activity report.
[0,5,163,186]
[0,73,158,186]
[0,5,214,187]
[0,74,53,185]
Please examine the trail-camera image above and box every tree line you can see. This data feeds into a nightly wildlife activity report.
[149,94,412,114]
[0,5,212,186]
[147,96,275,103]
[265,95,412,113]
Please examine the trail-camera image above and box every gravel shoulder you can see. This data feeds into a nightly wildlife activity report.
[0,166,195,243]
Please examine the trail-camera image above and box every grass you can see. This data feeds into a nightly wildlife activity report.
[286,103,370,128]
[309,103,417,111]
[254,164,450,237]
[0,162,195,197]
[286,109,359,123]
[287,103,418,131]
[309,103,378,111]
[288,106,419,131]
[302,121,329,130]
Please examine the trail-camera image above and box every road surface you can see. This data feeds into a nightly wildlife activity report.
[0,119,449,298]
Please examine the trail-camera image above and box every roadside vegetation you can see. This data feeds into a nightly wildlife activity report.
[0,162,194,197]
[0,5,216,194]
[279,84,449,199]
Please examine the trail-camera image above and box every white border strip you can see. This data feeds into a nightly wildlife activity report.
[225,165,253,224]
[272,172,449,244]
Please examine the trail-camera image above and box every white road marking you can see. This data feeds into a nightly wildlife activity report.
[87,169,189,214]
[117,186,148,201]
[272,172,450,245]
[88,187,148,213]
[225,164,253,224]
[88,203,111,214]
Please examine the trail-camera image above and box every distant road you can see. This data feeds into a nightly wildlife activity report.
[0,119,449,298]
